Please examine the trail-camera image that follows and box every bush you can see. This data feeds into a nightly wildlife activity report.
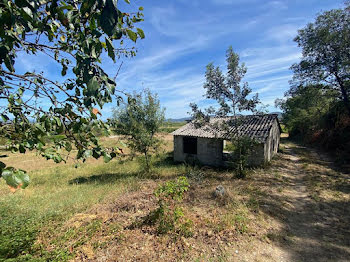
[112,89,165,172]
[226,136,258,178]
[145,177,193,237]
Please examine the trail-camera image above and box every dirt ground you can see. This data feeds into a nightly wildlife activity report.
[250,140,350,262]
[39,137,350,261]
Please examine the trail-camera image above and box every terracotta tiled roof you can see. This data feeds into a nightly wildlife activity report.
[171,114,280,142]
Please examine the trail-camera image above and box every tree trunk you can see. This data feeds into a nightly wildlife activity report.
[340,85,350,115]
[335,74,350,115]
[144,151,149,171]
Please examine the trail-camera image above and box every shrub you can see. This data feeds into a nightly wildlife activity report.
[148,177,193,237]
[226,136,258,178]
[112,89,165,172]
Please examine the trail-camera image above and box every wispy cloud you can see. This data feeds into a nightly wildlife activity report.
[20,0,342,120]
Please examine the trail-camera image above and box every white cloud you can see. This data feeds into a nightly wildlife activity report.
[264,24,301,43]
[263,1,288,10]
[211,0,258,5]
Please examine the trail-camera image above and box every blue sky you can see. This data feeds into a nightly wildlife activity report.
[14,0,345,119]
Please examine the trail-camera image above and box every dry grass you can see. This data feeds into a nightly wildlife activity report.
[0,134,349,261]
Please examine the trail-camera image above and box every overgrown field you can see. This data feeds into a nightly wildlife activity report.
[0,135,349,261]
[159,121,187,133]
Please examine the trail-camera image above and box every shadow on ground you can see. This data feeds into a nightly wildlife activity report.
[251,139,350,261]
[68,171,140,185]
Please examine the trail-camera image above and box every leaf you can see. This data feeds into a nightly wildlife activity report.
[103,153,112,163]
[137,28,145,39]
[19,144,26,153]
[92,108,102,116]
[1,114,9,121]
[105,37,115,61]
[100,0,120,36]
[83,149,92,159]
[87,77,99,94]
[65,142,72,152]
[4,57,14,72]
[22,7,33,19]
[2,168,30,190]
[126,29,137,42]
[16,170,30,189]
[92,148,101,159]
[124,0,130,3]
[61,65,68,76]
[60,35,66,42]
[0,161,5,171]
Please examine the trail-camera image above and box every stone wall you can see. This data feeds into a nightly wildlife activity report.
[173,119,280,167]
[247,143,265,166]
[264,119,281,162]
[173,136,224,166]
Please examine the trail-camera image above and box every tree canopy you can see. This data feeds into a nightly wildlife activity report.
[275,85,336,137]
[0,0,144,190]
[112,89,165,171]
[278,3,350,163]
[190,46,259,121]
[190,46,260,177]
[291,4,350,113]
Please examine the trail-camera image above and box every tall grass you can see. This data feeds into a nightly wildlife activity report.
[0,155,156,261]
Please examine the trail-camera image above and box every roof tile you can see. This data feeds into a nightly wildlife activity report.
[172,114,280,142]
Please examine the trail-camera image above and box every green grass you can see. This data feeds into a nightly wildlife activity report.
[0,153,185,261]
[159,121,186,133]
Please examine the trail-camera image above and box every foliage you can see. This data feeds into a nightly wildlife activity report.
[277,86,350,162]
[190,46,260,178]
[190,46,259,121]
[275,85,336,137]
[226,136,259,178]
[152,176,192,236]
[155,176,189,202]
[291,4,350,114]
[112,89,165,172]
[278,4,350,163]
[185,165,205,183]
[0,0,145,189]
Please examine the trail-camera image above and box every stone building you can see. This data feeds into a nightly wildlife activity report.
[172,114,281,167]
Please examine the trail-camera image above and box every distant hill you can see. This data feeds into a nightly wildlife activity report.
[166,117,192,123]
[168,113,282,122]
[270,112,283,120]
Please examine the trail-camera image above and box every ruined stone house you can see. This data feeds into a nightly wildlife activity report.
[172,114,281,166]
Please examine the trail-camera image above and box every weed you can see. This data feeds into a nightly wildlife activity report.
[153,176,192,236]
[273,171,282,179]
[185,165,204,183]
[132,177,193,237]
[247,196,260,212]
[310,192,321,201]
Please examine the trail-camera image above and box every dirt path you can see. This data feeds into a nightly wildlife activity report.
[261,142,350,262]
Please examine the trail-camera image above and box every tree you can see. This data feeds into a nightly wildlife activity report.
[275,85,336,138]
[291,4,350,114]
[112,89,165,172]
[190,46,259,178]
[0,0,145,190]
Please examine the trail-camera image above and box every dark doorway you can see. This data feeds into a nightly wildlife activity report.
[183,137,197,154]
